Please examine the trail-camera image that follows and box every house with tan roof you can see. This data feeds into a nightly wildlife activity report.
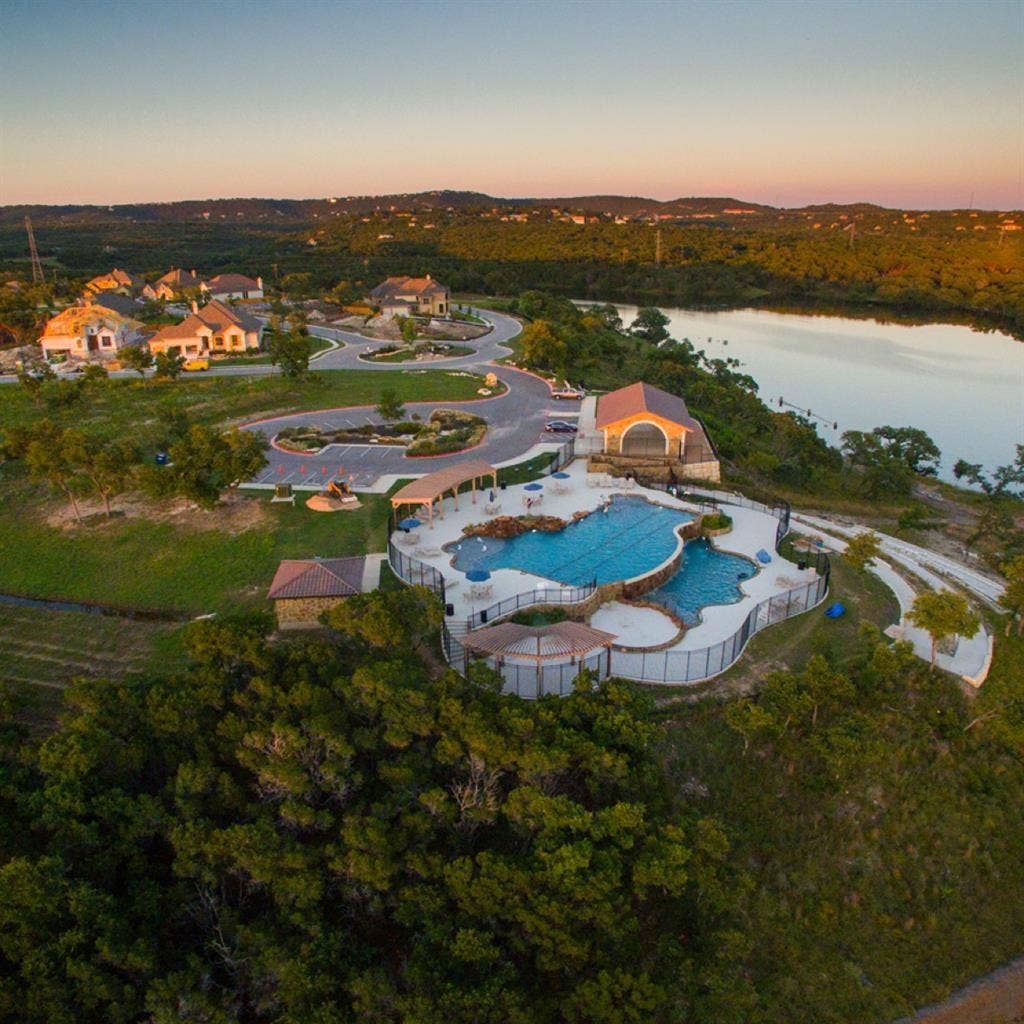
[579,381,720,481]
[40,304,147,361]
[147,299,264,358]
[83,268,144,299]
[368,275,449,317]
[142,268,201,301]
[268,556,370,628]
[201,273,264,302]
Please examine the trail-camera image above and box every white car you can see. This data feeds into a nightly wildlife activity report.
[551,386,585,400]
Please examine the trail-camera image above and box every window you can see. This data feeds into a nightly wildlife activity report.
[101,337,112,347]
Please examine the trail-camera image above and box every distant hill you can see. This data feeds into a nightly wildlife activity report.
[2,191,1015,227]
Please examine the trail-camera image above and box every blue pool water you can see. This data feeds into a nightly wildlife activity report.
[447,495,692,586]
[647,538,756,625]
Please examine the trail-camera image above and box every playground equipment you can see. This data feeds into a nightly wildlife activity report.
[305,477,360,513]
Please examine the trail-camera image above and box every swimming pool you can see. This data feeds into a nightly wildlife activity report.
[646,538,756,625]
[447,495,692,586]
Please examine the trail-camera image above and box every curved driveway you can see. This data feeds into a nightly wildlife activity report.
[243,309,580,489]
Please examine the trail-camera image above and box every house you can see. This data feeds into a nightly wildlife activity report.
[83,268,143,298]
[147,299,263,358]
[368,275,449,317]
[40,304,147,361]
[89,290,144,317]
[142,268,201,301]
[201,273,264,301]
[581,381,720,481]
[268,556,369,628]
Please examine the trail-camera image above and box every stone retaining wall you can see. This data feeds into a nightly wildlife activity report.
[275,596,346,629]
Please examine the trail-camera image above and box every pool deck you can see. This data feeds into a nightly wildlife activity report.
[391,459,818,653]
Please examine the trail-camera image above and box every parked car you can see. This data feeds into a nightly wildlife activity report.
[551,386,585,400]
[544,420,578,433]
[182,358,210,372]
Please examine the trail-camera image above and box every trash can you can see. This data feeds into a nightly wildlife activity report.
[445,603,454,617]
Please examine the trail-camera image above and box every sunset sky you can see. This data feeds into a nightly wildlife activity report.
[1,0,1021,209]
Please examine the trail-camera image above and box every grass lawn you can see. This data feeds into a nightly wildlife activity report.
[0,471,391,614]
[0,603,188,727]
[214,335,336,367]
[0,368,502,441]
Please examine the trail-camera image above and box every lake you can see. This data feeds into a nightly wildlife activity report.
[603,304,1024,482]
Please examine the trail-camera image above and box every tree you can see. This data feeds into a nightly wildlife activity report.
[17,365,55,406]
[398,315,419,343]
[23,424,86,522]
[518,320,567,373]
[908,589,980,669]
[376,388,406,422]
[120,345,153,377]
[268,329,312,378]
[629,307,670,343]
[162,425,267,508]
[999,555,1024,636]
[153,352,184,379]
[843,531,882,572]
[872,426,941,476]
[219,427,269,490]
[0,615,738,1023]
[66,434,138,518]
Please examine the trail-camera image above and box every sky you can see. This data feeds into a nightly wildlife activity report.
[1,0,1021,209]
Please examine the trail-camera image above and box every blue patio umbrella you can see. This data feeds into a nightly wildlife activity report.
[399,517,421,530]
[552,471,570,479]
[524,482,544,491]
[466,569,491,582]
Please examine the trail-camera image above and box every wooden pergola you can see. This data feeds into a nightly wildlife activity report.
[462,621,616,697]
[390,459,498,528]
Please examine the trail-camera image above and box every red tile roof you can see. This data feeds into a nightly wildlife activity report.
[595,381,698,430]
[203,273,260,292]
[267,557,366,600]
[370,275,448,300]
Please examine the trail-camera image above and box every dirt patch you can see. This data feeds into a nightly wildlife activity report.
[44,490,273,535]
[895,955,1024,1024]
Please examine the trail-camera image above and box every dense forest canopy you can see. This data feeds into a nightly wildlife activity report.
[3,191,1022,339]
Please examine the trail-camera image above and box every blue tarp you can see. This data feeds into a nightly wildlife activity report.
[756,549,772,564]
[824,602,846,619]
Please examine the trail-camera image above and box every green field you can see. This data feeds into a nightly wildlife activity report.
[0,472,389,614]
[0,367,502,441]
[0,602,187,724]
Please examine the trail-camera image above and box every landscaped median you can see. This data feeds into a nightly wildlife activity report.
[274,408,488,458]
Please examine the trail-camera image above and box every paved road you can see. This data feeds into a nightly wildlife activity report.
[238,308,580,489]
[2,307,577,488]
[791,511,1005,604]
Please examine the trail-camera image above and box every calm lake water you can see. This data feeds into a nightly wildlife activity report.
[604,304,1024,482]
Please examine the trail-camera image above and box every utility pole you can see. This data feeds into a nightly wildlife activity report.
[25,216,43,284]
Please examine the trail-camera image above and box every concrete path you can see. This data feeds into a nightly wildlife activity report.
[790,519,992,681]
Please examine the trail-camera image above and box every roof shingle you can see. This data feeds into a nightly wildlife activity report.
[267,557,366,600]
[595,381,698,430]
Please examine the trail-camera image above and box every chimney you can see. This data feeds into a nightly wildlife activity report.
[191,269,196,277]
[256,276,263,290]
[191,300,199,314]
[426,273,431,280]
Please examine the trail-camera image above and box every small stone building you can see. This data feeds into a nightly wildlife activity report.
[585,381,720,482]
[268,556,367,629]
